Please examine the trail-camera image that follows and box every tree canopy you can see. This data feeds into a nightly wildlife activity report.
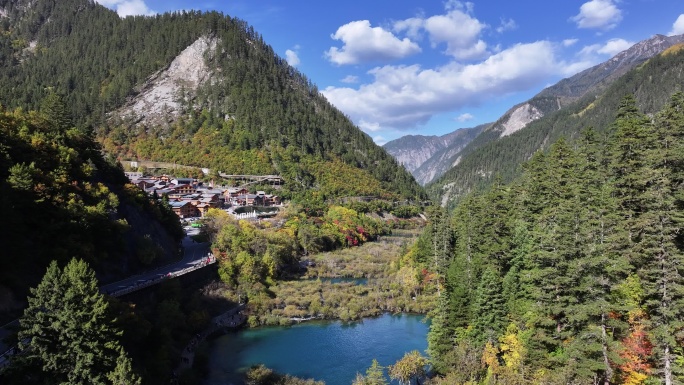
[427,92,684,385]
[5,258,139,385]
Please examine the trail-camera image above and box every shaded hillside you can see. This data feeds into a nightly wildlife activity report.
[428,42,684,209]
[0,0,424,201]
[0,98,183,322]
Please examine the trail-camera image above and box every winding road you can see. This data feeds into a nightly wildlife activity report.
[0,229,214,369]
[100,228,212,296]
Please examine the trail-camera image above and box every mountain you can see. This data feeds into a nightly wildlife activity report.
[383,124,485,183]
[426,34,684,209]
[0,0,425,201]
[385,35,684,188]
[412,124,488,185]
[427,91,684,385]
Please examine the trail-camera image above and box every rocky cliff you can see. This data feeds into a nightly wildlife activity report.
[113,36,218,127]
[383,124,485,185]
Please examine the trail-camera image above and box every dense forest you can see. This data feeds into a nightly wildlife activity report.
[8,1,684,385]
[0,93,184,322]
[425,92,684,384]
[427,44,684,210]
[0,0,424,201]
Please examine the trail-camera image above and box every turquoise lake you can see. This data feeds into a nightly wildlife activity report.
[204,313,430,385]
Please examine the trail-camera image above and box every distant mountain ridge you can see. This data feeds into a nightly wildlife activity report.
[386,34,684,192]
[539,34,684,103]
[383,124,488,186]
[482,34,684,140]
[427,34,684,208]
[383,124,485,183]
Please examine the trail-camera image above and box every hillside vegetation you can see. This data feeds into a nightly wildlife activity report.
[428,44,684,209]
[0,94,183,322]
[0,0,424,201]
[427,93,684,384]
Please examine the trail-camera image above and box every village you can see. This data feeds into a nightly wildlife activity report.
[124,171,283,220]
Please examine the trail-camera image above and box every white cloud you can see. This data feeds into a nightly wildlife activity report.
[392,1,488,61]
[563,39,579,47]
[571,0,622,30]
[373,135,387,145]
[393,17,424,40]
[670,14,684,36]
[341,75,359,84]
[456,113,474,122]
[597,38,632,55]
[422,7,488,60]
[559,60,596,77]
[496,18,517,34]
[94,0,155,17]
[285,48,300,67]
[579,38,633,57]
[559,38,633,77]
[95,0,122,6]
[322,41,559,131]
[359,120,382,132]
[325,20,421,65]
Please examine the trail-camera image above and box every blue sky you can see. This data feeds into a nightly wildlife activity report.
[95,1,684,145]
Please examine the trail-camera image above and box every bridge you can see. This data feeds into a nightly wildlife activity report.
[0,233,216,371]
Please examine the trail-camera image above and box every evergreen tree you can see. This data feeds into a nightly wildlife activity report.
[635,92,684,384]
[352,359,388,385]
[15,259,137,385]
[524,139,582,366]
[40,91,74,133]
[471,267,506,345]
[566,128,628,384]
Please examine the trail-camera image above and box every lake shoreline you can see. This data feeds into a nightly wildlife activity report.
[201,313,431,385]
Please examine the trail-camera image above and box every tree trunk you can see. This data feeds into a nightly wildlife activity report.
[601,311,612,385]
[664,344,672,385]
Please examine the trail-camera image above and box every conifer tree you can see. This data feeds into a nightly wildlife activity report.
[15,259,138,385]
[567,128,628,385]
[524,139,582,364]
[471,267,506,345]
[636,92,684,385]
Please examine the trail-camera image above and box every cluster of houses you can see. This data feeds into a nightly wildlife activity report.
[125,172,282,218]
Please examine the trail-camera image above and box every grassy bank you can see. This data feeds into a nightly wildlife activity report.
[244,229,437,326]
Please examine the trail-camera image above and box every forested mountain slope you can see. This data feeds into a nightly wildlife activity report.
[0,95,184,323]
[428,41,684,209]
[0,0,424,201]
[425,91,684,385]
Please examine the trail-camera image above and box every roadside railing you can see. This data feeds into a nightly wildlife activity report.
[108,254,216,297]
[0,254,216,371]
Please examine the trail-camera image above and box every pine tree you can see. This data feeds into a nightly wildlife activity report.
[524,139,582,366]
[40,91,74,133]
[427,289,455,373]
[471,267,506,345]
[360,359,388,385]
[16,259,137,385]
[635,92,684,385]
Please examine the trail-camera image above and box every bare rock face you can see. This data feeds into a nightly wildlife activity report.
[114,36,218,127]
[499,103,543,137]
[384,124,486,185]
[384,135,455,173]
